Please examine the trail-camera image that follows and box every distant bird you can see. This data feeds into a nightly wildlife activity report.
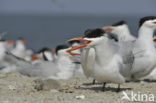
[11,37,33,61]
[36,47,55,62]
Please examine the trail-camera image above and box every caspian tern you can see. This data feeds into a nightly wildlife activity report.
[68,28,124,91]
[11,37,33,61]
[67,16,156,91]
[102,20,136,41]
[67,30,99,84]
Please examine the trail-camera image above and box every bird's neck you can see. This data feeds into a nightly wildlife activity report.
[118,28,135,41]
[81,48,89,67]
[57,54,74,71]
[42,51,53,61]
[137,26,155,48]
[15,42,25,50]
[57,55,71,62]
[94,38,116,65]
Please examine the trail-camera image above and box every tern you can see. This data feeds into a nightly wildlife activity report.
[11,37,33,61]
[102,20,136,41]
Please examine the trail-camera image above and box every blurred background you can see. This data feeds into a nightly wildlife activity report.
[0,0,155,50]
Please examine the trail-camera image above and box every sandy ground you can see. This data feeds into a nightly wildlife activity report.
[0,72,156,103]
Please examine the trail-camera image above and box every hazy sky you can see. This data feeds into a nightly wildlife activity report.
[0,0,155,49]
[0,0,155,16]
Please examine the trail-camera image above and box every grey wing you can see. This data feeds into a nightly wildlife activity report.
[17,62,59,78]
[118,41,135,78]
[118,41,135,64]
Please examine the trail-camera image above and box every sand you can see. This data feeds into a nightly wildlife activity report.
[0,72,156,103]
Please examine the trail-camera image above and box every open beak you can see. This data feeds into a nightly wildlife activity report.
[51,48,55,53]
[153,38,156,42]
[153,22,156,24]
[102,26,113,33]
[66,37,91,55]
[6,40,15,45]
[31,54,39,61]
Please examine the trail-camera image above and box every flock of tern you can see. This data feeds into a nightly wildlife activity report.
[0,16,156,92]
[67,16,156,91]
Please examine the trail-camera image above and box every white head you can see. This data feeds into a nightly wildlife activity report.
[139,16,156,30]
[102,20,130,36]
[37,47,54,61]
[66,28,108,55]
[56,45,72,57]
[16,37,27,44]
[68,40,80,46]
[15,37,27,50]
[82,29,106,48]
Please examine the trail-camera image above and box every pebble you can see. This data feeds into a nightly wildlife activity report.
[8,85,16,90]
[50,89,59,93]
[75,95,85,99]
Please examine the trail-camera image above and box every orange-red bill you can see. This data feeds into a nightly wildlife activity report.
[153,22,156,24]
[51,48,56,53]
[67,37,91,55]
[6,40,15,45]
[101,26,113,33]
[66,45,87,55]
[22,39,27,43]
[153,38,156,42]
[68,37,83,42]
[31,54,39,61]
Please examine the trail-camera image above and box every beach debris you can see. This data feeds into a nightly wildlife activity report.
[34,79,61,91]
[59,88,74,93]
[75,95,85,99]
[8,85,16,90]
[50,89,59,93]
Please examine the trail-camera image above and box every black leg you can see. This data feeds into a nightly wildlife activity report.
[116,84,120,92]
[92,79,96,85]
[102,82,106,91]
